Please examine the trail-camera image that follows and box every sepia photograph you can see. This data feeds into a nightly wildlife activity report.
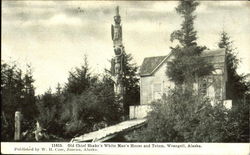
[1,0,250,149]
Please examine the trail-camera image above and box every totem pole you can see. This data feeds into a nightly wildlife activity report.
[111,6,125,115]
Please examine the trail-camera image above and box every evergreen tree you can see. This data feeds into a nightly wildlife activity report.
[218,31,249,142]
[90,74,122,125]
[218,31,249,101]
[36,88,64,136]
[109,52,140,116]
[64,55,92,95]
[1,62,21,140]
[22,65,37,125]
[56,83,62,95]
[58,55,122,137]
[170,0,199,47]
[1,62,37,141]
[122,53,140,115]
[60,75,121,137]
[167,0,214,87]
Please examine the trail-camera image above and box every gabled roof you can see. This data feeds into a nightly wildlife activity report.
[140,55,168,77]
[140,48,226,77]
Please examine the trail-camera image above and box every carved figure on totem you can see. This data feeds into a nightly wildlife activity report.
[111,6,124,76]
[111,6,122,46]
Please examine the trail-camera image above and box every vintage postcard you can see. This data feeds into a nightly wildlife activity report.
[1,0,250,154]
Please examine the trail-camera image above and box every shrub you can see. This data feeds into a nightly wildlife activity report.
[137,88,236,142]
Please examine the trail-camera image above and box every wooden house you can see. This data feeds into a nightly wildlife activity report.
[130,48,230,119]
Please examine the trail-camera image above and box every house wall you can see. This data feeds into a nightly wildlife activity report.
[204,63,227,103]
[140,61,227,105]
[140,62,174,105]
[137,51,228,119]
[129,105,151,119]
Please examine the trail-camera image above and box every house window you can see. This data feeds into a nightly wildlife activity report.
[153,83,162,100]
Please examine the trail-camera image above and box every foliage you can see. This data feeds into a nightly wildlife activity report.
[12,55,127,140]
[47,56,122,138]
[1,62,37,141]
[54,53,140,137]
[64,55,92,95]
[170,0,199,47]
[218,31,249,100]
[60,75,121,137]
[167,46,214,85]
[216,32,250,142]
[22,65,38,124]
[136,89,248,142]
[91,75,123,123]
[167,0,214,86]
[225,100,250,142]
[36,88,64,136]
[121,53,140,115]
[0,55,124,141]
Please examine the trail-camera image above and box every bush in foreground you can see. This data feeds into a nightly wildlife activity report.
[136,88,249,142]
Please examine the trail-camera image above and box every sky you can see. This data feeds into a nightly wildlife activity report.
[2,1,250,95]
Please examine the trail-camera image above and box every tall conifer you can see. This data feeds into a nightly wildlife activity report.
[218,31,249,101]
[167,0,213,87]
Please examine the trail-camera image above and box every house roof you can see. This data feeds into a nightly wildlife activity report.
[140,48,225,77]
[140,55,168,76]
